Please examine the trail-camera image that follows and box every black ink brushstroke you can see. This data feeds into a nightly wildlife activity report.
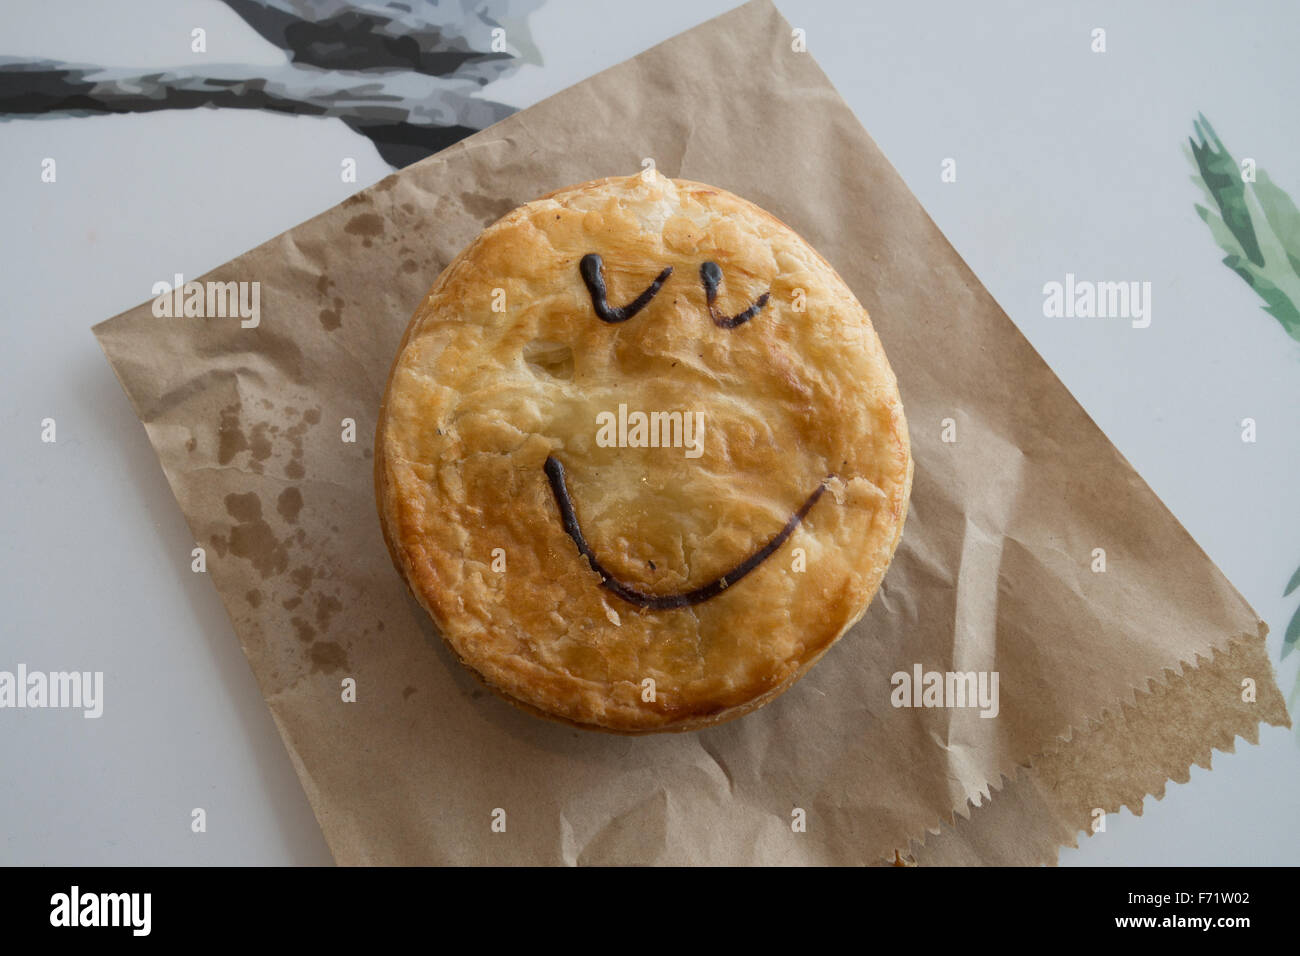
[544,455,829,610]
[700,261,770,328]
[579,254,673,324]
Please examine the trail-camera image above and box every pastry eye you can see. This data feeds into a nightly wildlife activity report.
[699,261,770,329]
[579,253,672,323]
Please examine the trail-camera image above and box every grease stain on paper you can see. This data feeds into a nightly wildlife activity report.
[214,492,290,579]
[460,191,518,222]
[309,641,349,674]
[277,487,303,523]
[207,400,353,678]
[315,593,342,630]
[213,402,321,482]
[290,566,314,592]
[218,401,249,464]
[247,421,272,473]
[345,212,384,248]
[315,277,345,331]
[319,298,344,331]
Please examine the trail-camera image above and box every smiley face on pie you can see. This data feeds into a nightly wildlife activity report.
[375,172,912,733]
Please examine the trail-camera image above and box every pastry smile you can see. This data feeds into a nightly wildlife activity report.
[544,454,829,610]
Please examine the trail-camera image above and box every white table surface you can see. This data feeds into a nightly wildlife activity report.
[1,0,1296,865]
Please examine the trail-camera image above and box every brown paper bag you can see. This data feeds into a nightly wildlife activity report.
[911,630,1286,865]
[93,0,1289,865]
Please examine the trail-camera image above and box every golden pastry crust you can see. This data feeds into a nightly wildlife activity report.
[376,172,912,733]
